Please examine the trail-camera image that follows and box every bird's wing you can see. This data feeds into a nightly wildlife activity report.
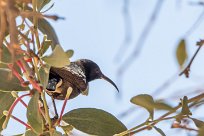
[49,63,87,92]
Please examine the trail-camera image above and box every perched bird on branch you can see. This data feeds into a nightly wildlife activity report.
[46,59,119,119]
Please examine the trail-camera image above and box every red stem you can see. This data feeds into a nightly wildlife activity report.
[7,64,24,83]
[16,60,42,93]
[25,57,32,63]
[11,114,31,129]
[16,60,26,73]
[57,98,68,125]
[19,99,28,108]
[7,93,30,118]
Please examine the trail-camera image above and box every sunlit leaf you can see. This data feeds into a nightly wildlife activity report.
[154,101,173,111]
[39,64,50,89]
[40,35,52,55]
[27,92,43,134]
[65,50,74,58]
[38,18,59,50]
[26,6,58,50]
[37,0,51,11]
[0,68,28,92]
[153,126,166,136]
[176,39,188,68]
[42,45,70,67]
[191,118,204,128]
[181,96,192,116]
[131,94,154,119]
[62,108,127,136]
[0,92,15,118]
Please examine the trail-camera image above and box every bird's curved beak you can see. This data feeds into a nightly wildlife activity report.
[101,74,119,92]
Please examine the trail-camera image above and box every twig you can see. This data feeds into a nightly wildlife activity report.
[117,93,204,135]
[3,111,31,129]
[57,87,73,125]
[20,11,65,21]
[179,45,203,77]
[2,93,31,129]
[171,123,198,132]
[11,91,28,108]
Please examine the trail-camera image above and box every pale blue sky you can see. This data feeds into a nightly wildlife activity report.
[2,0,204,135]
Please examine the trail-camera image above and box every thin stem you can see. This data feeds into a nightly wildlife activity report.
[117,93,204,135]
[11,114,31,129]
[2,93,30,129]
[41,92,53,134]
[57,87,73,125]
[11,91,28,108]
[7,64,24,84]
[32,0,41,53]
[52,97,58,119]
[179,45,202,77]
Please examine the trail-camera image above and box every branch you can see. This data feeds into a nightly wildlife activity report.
[179,44,203,77]
[117,93,204,135]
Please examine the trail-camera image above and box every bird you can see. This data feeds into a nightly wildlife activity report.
[46,59,119,118]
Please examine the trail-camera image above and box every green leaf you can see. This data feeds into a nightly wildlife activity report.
[27,92,43,134]
[38,18,59,50]
[153,126,166,136]
[191,118,204,128]
[40,35,52,55]
[65,50,74,58]
[0,92,15,118]
[176,39,188,68]
[42,45,70,67]
[1,44,24,63]
[26,6,58,50]
[62,108,127,136]
[0,68,28,92]
[131,94,154,119]
[25,130,38,136]
[154,101,173,111]
[1,44,12,63]
[37,0,51,11]
[181,96,192,116]
[198,126,204,136]
[0,116,6,132]
[39,64,50,89]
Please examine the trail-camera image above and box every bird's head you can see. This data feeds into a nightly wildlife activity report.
[77,59,119,92]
